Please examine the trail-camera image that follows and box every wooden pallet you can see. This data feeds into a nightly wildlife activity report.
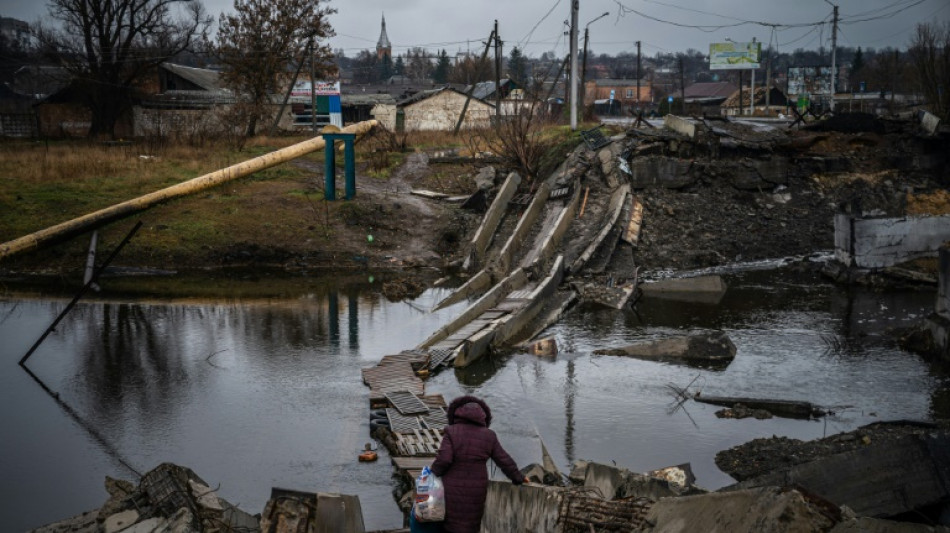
[425,348,455,371]
[385,390,429,415]
[386,408,423,433]
[363,361,425,402]
[394,428,444,456]
[421,408,448,430]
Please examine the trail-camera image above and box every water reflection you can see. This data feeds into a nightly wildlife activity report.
[0,269,946,533]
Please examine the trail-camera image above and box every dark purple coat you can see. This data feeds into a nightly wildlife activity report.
[430,396,523,533]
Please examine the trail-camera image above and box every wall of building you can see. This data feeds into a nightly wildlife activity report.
[371,103,396,130]
[403,91,492,131]
[834,213,950,269]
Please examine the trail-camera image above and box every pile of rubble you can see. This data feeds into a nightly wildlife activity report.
[32,463,259,533]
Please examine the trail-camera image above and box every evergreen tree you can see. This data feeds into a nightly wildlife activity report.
[508,46,527,85]
[377,53,393,82]
[394,56,405,76]
[433,50,451,84]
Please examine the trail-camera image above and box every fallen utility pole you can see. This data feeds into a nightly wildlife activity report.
[0,120,377,261]
[454,27,496,134]
[19,221,142,366]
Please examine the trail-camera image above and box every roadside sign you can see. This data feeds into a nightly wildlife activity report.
[709,42,761,70]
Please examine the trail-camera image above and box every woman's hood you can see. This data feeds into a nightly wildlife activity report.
[446,395,492,427]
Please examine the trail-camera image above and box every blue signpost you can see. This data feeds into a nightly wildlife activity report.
[323,133,356,201]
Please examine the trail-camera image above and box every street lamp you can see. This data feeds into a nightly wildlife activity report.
[580,12,610,120]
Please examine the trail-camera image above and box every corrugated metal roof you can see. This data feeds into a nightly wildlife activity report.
[683,82,738,100]
[161,63,225,93]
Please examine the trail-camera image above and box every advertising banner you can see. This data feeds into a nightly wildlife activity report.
[709,42,761,70]
[290,80,341,97]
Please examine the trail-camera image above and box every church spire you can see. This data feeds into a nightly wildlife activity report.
[376,13,392,59]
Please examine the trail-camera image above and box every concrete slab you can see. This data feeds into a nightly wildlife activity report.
[730,433,950,519]
[104,510,140,533]
[640,275,727,304]
[645,487,838,533]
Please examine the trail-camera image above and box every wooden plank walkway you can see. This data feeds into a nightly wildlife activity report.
[362,361,424,402]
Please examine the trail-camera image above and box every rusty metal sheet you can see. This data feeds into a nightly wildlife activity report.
[622,197,643,246]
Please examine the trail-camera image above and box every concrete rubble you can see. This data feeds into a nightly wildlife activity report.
[592,331,737,367]
[30,463,373,533]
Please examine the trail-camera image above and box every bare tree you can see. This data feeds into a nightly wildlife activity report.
[37,0,211,138]
[404,47,432,82]
[909,22,950,120]
[216,0,336,137]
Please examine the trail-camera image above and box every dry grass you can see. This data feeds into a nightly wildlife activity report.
[906,189,950,216]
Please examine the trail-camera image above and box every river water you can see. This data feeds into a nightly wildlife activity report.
[1,268,945,531]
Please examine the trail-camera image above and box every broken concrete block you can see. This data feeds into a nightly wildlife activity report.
[730,432,950,520]
[830,516,947,532]
[645,487,838,533]
[569,460,591,484]
[103,510,140,533]
[482,481,563,533]
[583,461,702,501]
[640,275,727,304]
[120,517,164,533]
[664,114,698,138]
[593,331,737,367]
[189,480,223,512]
[920,110,941,136]
[473,165,496,191]
[628,156,695,189]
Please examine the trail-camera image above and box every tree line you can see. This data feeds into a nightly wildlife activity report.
[3,0,948,140]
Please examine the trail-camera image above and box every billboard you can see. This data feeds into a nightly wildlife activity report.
[709,42,761,70]
[290,80,341,97]
[786,66,836,96]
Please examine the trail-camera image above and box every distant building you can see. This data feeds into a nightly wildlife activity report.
[720,86,789,117]
[583,78,653,114]
[376,14,391,60]
[373,87,493,132]
[682,81,738,115]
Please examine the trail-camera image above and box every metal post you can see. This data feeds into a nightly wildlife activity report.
[581,27,589,117]
[344,137,356,200]
[830,4,838,112]
[324,139,336,201]
[19,221,143,366]
[569,0,579,130]
[750,38,756,116]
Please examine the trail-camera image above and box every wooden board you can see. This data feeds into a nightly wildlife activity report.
[622,197,643,246]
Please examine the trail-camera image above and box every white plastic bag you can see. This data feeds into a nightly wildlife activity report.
[413,466,445,522]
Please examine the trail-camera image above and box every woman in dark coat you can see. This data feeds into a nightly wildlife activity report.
[430,395,526,533]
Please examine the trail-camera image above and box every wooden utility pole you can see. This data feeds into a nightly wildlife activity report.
[679,56,686,114]
[738,70,744,116]
[270,40,311,137]
[569,0,579,130]
[636,41,642,109]
[454,26,496,134]
[310,41,318,133]
[829,4,838,112]
[494,20,501,115]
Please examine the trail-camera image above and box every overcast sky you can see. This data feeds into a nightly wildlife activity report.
[4,0,949,58]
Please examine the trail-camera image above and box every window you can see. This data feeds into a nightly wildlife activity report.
[626,89,634,98]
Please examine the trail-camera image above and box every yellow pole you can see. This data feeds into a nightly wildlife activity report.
[0,120,377,261]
